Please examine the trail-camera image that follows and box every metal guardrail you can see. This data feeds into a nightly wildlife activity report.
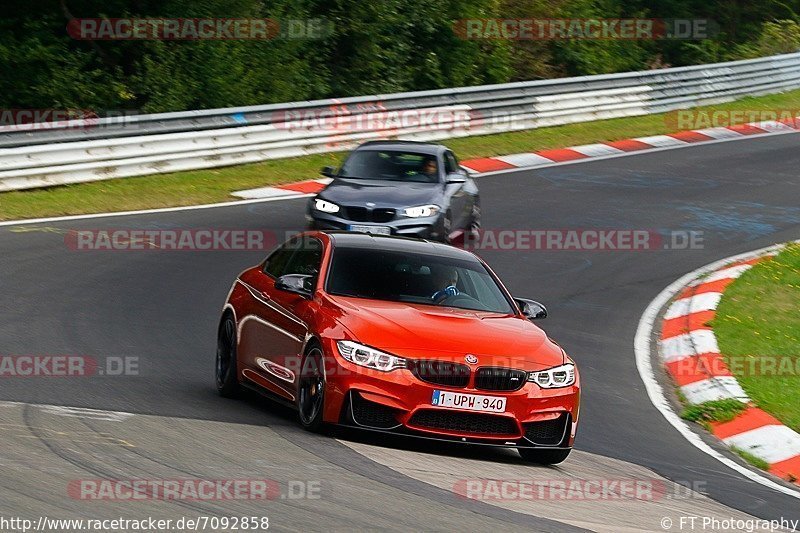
[2,52,800,191]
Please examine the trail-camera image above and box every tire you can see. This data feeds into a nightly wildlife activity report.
[215,314,240,398]
[518,447,572,465]
[442,210,453,244]
[469,200,481,233]
[298,344,326,432]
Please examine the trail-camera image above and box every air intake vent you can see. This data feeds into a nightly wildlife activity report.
[409,410,519,436]
[523,413,570,445]
[349,392,400,429]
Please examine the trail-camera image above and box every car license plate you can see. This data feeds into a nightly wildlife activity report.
[348,224,391,235]
[431,390,506,413]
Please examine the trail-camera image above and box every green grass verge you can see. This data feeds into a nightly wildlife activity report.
[4,89,800,220]
[680,399,748,429]
[714,245,800,433]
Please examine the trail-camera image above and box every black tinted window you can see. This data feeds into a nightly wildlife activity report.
[326,247,513,313]
[284,237,323,283]
[445,152,458,174]
[263,243,294,278]
[264,236,323,282]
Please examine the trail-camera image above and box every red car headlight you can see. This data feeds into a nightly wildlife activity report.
[527,363,576,388]
[337,341,407,372]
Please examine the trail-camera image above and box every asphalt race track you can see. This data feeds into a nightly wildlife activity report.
[1,133,799,531]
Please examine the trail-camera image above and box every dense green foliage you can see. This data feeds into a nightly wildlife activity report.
[2,0,800,113]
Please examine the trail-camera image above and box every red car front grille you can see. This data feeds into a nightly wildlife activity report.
[409,360,470,388]
[474,367,527,391]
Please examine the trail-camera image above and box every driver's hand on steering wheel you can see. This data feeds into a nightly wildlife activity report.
[432,285,459,303]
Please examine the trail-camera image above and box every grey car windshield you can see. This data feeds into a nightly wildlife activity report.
[338,150,440,183]
[326,247,514,314]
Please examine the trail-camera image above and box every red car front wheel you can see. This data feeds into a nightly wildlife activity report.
[298,345,326,432]
[216,314,240,398]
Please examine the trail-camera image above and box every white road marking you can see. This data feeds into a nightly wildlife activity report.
[0,192,315,227]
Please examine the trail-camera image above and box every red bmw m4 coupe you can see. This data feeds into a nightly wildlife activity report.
[216,231,580,464]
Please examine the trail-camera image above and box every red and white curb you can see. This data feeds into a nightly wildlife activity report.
[658,245,800,484]
[459,120,800,174]
[233,178,332,199]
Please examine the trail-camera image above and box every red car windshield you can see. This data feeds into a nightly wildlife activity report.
[326,247,514,314]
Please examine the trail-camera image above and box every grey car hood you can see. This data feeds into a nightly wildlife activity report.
[318,178,444,208]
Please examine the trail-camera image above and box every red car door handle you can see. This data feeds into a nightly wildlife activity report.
[260,291,272,301]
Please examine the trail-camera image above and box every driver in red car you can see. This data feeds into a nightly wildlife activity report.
[431,267,459,302]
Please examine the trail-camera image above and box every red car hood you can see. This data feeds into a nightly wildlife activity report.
[325,295,565,370]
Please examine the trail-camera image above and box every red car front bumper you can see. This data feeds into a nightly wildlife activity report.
[320,339,580,448]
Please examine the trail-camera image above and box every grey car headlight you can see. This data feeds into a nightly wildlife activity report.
[314,198,340,214]
[403,204,440,218]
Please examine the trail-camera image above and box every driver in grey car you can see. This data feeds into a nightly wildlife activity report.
[420,157,439,181]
